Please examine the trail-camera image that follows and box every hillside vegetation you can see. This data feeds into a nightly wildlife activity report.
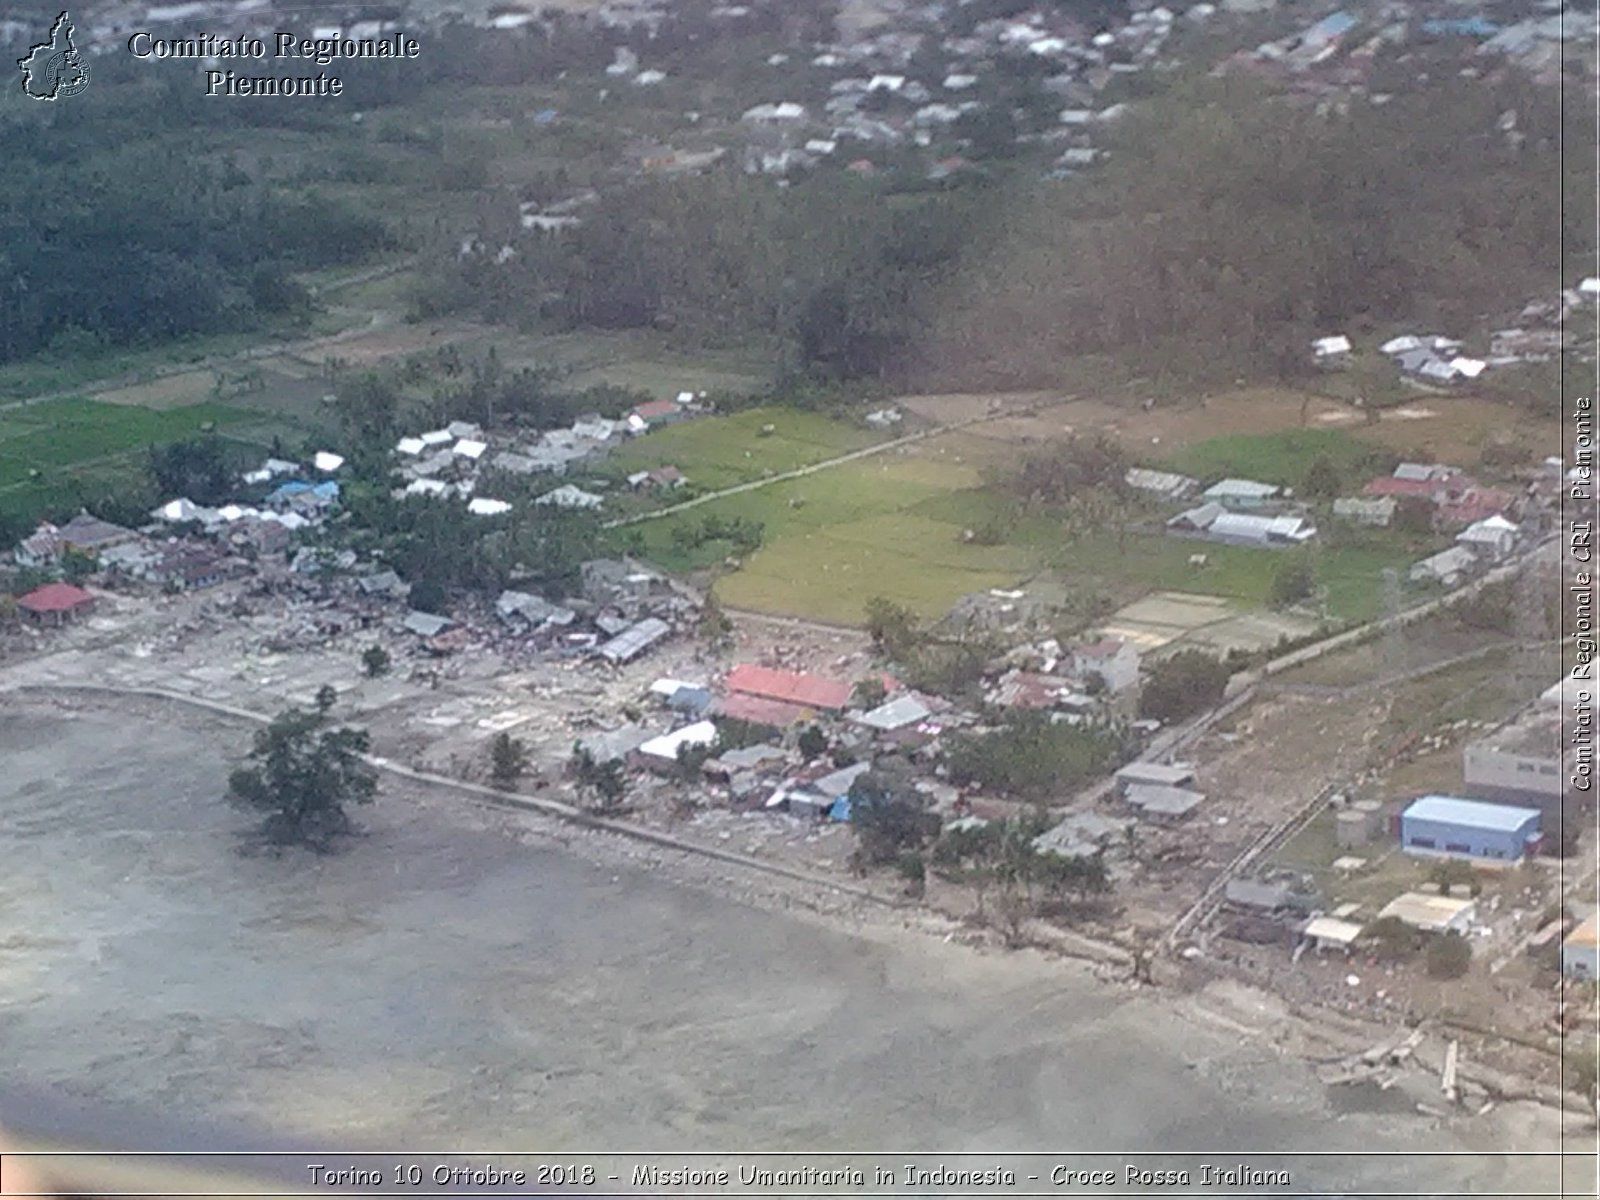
[422,72,1581,391]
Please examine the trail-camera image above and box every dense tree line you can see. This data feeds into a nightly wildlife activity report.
[0,132,388,362]
[418,173,998,382]
[415,68,1577,390]
[925,72,1583,386]
[945,711,1131,802]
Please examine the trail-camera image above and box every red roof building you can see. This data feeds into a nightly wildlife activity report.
[713,692,816,728]
[1438,487,1512,527]
[16,582,94,626]
[724,664,854,712]
[1362,477,1442,499]
[630,399,679,422]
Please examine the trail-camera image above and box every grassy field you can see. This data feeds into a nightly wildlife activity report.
[1160,427,1390,489]
[627,450,1032,623]
[1015,527,1419,624]
[605,406,884,492]
[612,407,1453,627]
[0,397,259,523]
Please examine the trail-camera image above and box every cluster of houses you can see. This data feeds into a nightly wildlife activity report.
[1216,667,1598,979]
[1314,278,1599,382]
[576,629,1148,826]
[387,556,696,666]
[1135,453,1527,589]
[1230,0,1595,97]
[1156,476,1319,550]
[391,397,698,515]
[7,450,355,608]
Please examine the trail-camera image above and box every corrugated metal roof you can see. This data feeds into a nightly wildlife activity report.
[713,693,816,727]
[1203,478,1280,499]
[637,720,717,761]
[1116,762,1195,787]
[856,694,932,731]
[725,664,853,711]
[1303,916,1364,944]
[1125,783,1204,815]
[1403,795,1541,833]
[1378,892,1475,931]
[597,617,670,663]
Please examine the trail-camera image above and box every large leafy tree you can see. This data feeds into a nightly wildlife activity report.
[228,703,378,852]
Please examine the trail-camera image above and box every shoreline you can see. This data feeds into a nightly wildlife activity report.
[4,684,1587,1134]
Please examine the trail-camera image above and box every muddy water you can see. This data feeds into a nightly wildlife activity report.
[0,706,1555,1192]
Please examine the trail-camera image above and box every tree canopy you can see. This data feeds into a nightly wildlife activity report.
[227,702,378,852]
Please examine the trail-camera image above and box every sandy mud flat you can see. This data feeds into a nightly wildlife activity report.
[0,701,1566,1193]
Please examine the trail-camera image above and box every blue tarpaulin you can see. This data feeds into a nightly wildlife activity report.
[1421,17,1500,37]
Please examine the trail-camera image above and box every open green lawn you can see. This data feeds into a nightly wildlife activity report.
[619,412,1435,627]
[1160,427,1390,489]
[1014,521,1425,623]
[0,397,260,523]
[627,450,1031,624]
[0,398,254,486]
[606,407,885,492]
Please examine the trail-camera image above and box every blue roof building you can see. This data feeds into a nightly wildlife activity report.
[1399,795,1542,863]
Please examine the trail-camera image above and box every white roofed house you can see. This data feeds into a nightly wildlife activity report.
[1202,512,1317,548]
[535,485,604,510]
[1454,514,1518,560]
[634,720,717,772]
[1070,636,1140,694]
[1332,496,1396,527]
[1312,334,1352,366]
[1125,467,1197,501]
[741,101,808,123]
[1201,478,1281,509]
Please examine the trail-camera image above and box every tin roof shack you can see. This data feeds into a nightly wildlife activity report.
[1124,467,1198,502]
[1223,873,1322,917]
[576,725,651,768]
[1114,762,1196,794]
[1562,911,1599,979]
[1201,478,1281,509]
[596,617,671,665]
[495,590,576,635]
[787,761,872,821]
[16,582,94,627]
[14,523,61,567]
[1301,916,1364,954]
[1124,783,1204,822]
[1376,892,1476,936]
[1033,812,1132,860]
[1332,497,1396,527]
[1409,546,1478,587]
[1399,795,1541,864]
[402,611,454,639]
[1455,515,1518,560]
[579,559,672,615]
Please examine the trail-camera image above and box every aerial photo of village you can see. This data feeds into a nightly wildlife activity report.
[0,0,1596,1193]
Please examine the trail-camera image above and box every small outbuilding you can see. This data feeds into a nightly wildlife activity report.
[1562,911,1598,980]
[1302,916,1363,954]
[1377,891,1476,935]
